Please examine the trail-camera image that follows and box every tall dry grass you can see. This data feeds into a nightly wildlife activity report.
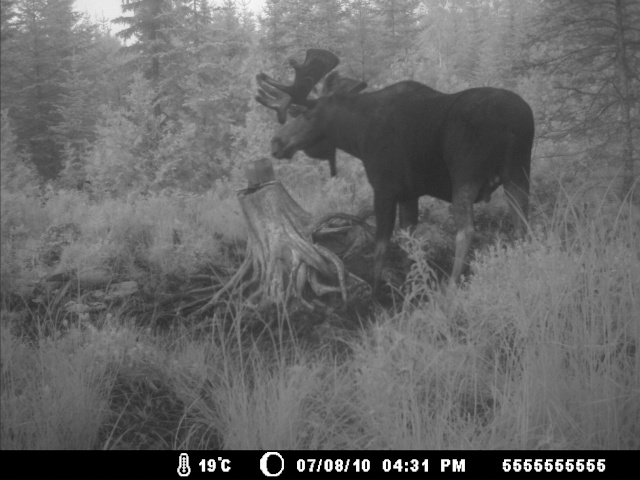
[1,183,637,449]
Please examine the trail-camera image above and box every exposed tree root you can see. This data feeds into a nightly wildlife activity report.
[181,182,371,317]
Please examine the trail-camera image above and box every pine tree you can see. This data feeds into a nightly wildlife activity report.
[87,73,162,196]
[374,0,422,63]
[344,0,384,82]
[311,0,347,56]
[527,0,639,198]
[259,0,288,70]
[1,0,82,179]
[280,0,315,52]
[114,0,175,84]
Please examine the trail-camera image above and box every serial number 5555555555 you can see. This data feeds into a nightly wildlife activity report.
[503,458,605,473]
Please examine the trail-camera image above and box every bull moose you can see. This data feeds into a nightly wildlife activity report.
[257,49,534,297]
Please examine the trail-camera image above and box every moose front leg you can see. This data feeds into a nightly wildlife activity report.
[372,194,397,298]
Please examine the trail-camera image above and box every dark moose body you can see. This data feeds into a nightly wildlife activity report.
[271,79,535,297]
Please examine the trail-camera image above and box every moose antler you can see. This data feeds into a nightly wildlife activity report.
[256,49,339,124]
[255,77,295,124]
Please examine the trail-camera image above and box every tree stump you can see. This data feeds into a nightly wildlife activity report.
[192,164,370,316]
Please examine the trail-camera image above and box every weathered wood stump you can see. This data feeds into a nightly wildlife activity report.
[192,161,370,316]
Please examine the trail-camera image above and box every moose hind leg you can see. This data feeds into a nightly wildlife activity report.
[328,157,337,177]
[398,198,419,230]
[503,177,529,239]
[450,185,479,286]
[398,197,420,279]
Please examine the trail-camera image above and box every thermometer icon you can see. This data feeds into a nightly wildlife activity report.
[177,453,191,477]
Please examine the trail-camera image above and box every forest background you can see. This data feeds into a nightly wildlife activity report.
[1,0,637,195]
[1,0,638,451]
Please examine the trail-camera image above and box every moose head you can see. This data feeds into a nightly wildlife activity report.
[270,71,368,160]
[255,49,367,177]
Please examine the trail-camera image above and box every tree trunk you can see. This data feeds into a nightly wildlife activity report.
[614,0,637,199]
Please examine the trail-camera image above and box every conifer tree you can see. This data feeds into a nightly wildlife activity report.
[1,0,81,178]
[527,0,639,198]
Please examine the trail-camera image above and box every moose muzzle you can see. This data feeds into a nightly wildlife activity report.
[271,137,294,159]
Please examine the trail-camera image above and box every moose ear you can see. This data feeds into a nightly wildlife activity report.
[346,79,367,94]
[288,104,308,118]
[323,71,341,95]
